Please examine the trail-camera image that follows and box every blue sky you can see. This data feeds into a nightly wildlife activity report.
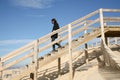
[0,0,120,57]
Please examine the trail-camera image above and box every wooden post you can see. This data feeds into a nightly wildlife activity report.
[99,8,105,42]
[0,58,3,79]
[104,21,109,47]
[0,71,2,79]
[105,36,108,46]
[30,73,34,80]
[58,57,61,78]
[108,38,110,47]
[68,24,73,80]
[31,49,34,64]
[85,44,88,64]
[84,21,88,64]
[34,40,38,80]
[99,8,106,66]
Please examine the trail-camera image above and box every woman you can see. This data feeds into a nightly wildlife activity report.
[51,18,62,51]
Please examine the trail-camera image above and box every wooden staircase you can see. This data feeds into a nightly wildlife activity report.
[11,28,103,80]
[0,8,120,80]
[9,27,120,80]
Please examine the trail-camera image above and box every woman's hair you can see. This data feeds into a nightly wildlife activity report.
[51,18,57,23]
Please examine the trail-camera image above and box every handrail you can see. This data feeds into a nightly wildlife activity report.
[38,18,100,52]
[0,52,33,71]
[104,17,120,22]
[38,25,68,44]
[71,10,99,25]
[1,41,35,62]
[103,9,120,12]
[37,17,98,47]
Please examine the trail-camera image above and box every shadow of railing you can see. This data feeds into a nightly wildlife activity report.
[37,48,102,80]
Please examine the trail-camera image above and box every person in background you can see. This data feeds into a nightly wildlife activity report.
[51,18,62,51]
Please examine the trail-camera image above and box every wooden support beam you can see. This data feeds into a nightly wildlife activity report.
[34,40,38,80]
[0,52,33,71]
[0,58,3,79]
[84,21,89,64]
[71,10,99,25]
[1,41,34,62]
[107,38,110,47]
[103,9,120,12]
[58,57,61,78]
[99,8,106,66]
[30,73,34,80]
[105,36,108,46]
[31,49,34,64]
[99,8,105,42]
[85,43,88,64]
[68,24,73,80]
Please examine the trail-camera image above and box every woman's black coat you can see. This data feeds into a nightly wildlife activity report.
[51,23,59,39]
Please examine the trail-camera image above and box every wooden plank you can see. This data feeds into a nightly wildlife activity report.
[72,18,99,36]
[38,34,68,52]
[99,8,106,43]
[72,21,86,28]
[68,24,73,80]
[58,57,61,77]
[73,29,108,50]
[38,25,68,45]
[34,40,38,80]
[0,52,33,71]
[33,40,39,80]
[38,26,68,46]
[71,10,99,25]
[103,9,120,12]
[1,41,35,62]
[107,27,120,31]
[104,17,120,22]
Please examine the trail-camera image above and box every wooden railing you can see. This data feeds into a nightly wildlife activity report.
[100,8,120,70]
[0,8,120,80]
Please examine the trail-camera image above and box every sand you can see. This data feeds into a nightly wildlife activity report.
[55,60,120,80]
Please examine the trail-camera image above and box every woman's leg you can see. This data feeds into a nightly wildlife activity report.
[51,37,56,50]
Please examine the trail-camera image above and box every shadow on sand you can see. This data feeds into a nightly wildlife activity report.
[98,67,120,80]
[37,49,102,80]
